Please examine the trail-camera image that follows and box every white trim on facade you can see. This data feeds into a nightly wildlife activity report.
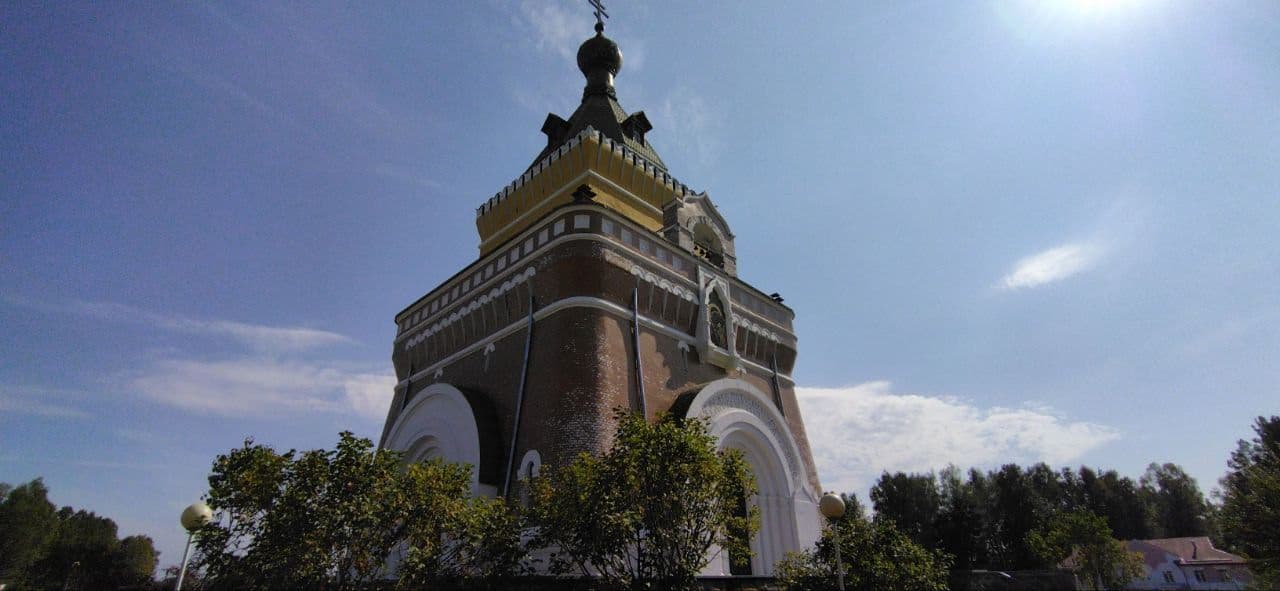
[686,378,822,576]
[395,296,796,391]
[383,383,488,496]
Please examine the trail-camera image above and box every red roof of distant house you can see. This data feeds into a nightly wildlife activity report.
[1127,537,1245,567]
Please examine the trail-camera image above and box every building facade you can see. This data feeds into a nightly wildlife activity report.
[1123,537,1253,590]
[378,21,823,576]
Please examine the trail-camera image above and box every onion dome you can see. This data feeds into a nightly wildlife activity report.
[577,24,622,99]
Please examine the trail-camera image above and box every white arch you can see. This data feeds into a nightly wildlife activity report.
[517,449,542,480]
[384,383,483,495]
[687,378,820,576]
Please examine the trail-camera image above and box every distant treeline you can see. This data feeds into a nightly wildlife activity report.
[0,478,160,590]
[864,462,1214,571]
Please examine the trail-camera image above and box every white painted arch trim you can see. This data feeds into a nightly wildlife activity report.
[384,383,483,495]
[688,378,820,576]
[687,378,812,496]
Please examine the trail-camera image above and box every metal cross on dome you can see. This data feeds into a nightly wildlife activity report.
[588,0,609,31]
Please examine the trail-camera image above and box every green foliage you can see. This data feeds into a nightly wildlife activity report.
[1067,466,1150,540]
[869,471,940,547]
[113,535,162,588]
[1218,415,1280,588]
[934,466,993,569]
[775,498,952,591]
[195,431,530,591]
[1140,462,1210,538]
[867,460,1217,572]
[0,478,59,585]
[394,461,533,588]
[0,479,159,590]
[1027,510,1143,591]
[30,508,120,589]
[531,409,759,590]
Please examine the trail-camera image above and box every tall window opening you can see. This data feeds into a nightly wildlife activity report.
[692,223,725,269]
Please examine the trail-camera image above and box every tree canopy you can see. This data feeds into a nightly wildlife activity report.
[193,431,531,591]
[0,478,159,590]
[775,493,952,591]
[1140,462,1210,538]
[193,414,762,590]
[531,409,759,590]
[1219,415,1280,588]
[867,460,1216,572]
[1027,509,1143,591]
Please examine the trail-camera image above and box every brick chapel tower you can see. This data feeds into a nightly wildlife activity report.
[379,18,823,575]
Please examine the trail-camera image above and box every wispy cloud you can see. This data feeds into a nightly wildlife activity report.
[519,0,593,61]
[0,386,89,419]
[0,455,164,471]
[660,86,722,167]
[128,358,393,420]
[373,163,445,191]
[999,242,1103,290]
[5,296,352,353]
[798,381,1120,494]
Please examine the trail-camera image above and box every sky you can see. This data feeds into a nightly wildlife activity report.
[2,0,1278,572]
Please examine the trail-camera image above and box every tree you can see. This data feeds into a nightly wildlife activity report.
[935,466,992,570]
[1141,462,1210,537]
[0,480,159,590]
[394,460,532,589]
[531,409,758,590]
[111,535,161,588]
[1027,509,1143,591]
[1070,467,1151,540]
[195,431,528,590]
[29,508,122,589]
[775,494,952,591]
[1218,415,1280,587]
[869,471,940,548]
[0,478,59,586]
[989,463,1058,569]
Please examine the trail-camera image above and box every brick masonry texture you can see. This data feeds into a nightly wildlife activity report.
[382,205,818,495]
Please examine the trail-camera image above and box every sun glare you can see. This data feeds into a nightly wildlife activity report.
[1065,0,1148,18]
[996,0,1157,43]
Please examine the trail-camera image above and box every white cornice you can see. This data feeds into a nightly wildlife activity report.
[398,205,796,340]
[396,295,795,388]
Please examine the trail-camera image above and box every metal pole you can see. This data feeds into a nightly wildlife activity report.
[631,287,648,417]
[832,521,845,591]
[502,293,536,497]
[769,350,785,417]
[175,531,194,591]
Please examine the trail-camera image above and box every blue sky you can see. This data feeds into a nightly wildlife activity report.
[3,0,1277,571]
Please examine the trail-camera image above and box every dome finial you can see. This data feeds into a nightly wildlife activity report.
[589,0,609,33]
[578,0,621,100]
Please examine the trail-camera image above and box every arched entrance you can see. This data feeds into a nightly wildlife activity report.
[685,378,820,576]
[383,382,488,495]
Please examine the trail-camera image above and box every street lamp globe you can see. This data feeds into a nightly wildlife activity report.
[176,501,211,591]
[181,502,212,532]
[819,493,845,520]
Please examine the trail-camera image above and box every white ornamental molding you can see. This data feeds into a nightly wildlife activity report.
[629,264,697,302]
[700,390,803,488]
[403,267,536,352]
[733,315,780,342]
[696,267,737,370]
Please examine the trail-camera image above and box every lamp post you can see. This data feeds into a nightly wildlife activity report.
[819,492,846,591]
[176,501,212,591]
